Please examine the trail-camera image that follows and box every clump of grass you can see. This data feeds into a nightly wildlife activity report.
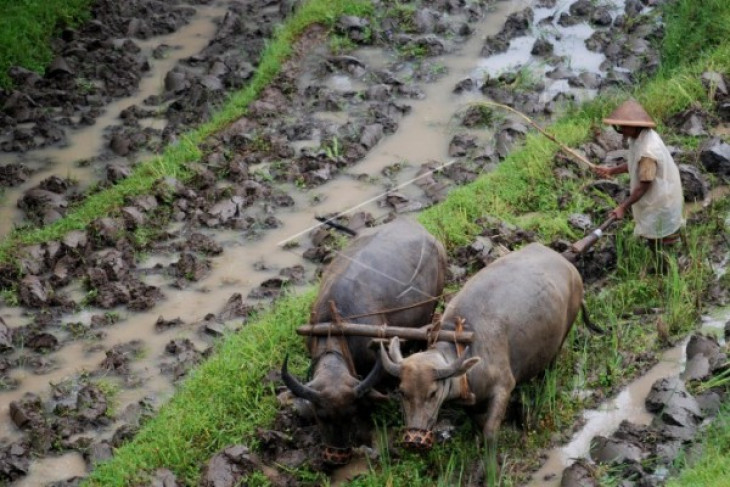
[661,0,730,73]
[459,104,497,128]
[0,0,93,88]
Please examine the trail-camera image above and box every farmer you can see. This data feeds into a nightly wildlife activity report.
[593,100,684,254]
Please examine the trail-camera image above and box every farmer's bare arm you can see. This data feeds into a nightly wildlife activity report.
[610,181,652,219]
[594,163,628,178]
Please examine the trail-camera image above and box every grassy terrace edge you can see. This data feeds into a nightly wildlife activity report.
[0,0,374,264]
[84,1,730,485]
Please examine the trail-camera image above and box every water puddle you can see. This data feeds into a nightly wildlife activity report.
[14,452,86,487]
[0,2,230,237]
[472,0,620,102]
[331,456,370,486]
[686,185,730,215]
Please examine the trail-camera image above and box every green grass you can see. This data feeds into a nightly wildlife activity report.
[661,0,730,73]
[0,0,93,88]
[666,397,730,487]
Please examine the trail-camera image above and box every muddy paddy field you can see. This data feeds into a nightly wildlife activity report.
[1,0,730,485]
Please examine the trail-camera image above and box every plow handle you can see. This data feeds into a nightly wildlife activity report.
[570,216,618,254]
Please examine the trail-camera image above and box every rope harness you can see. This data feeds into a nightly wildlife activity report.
[454,316,471,401]
[340,293,449,321]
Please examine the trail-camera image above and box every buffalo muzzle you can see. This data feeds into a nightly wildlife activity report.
[323,446,353,465]
[402,428,435,450]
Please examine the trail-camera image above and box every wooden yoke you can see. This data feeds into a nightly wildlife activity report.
[296,323,474,343]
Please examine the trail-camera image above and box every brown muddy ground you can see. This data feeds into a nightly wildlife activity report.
[1,0,730,485]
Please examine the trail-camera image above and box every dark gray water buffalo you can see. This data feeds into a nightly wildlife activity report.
[282,218,446,463]
[380,243,601,450]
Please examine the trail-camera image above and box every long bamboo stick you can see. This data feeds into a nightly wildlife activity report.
[475,101,599,171]
[296,323,474,343]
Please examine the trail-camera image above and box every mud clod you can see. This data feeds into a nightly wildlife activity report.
[0,442,30,482]
[199,444,261,487]
[699,137,730,177]
[590,435,645,465]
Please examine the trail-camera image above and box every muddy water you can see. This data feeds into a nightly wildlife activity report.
[14,453,87,487]
[319,0,537,199]
[526,301,730,487]
[1,0,669,483]
[0,2,230,237]
[686,185,730,214]
[470,0,626,104]
[331,456,370,486]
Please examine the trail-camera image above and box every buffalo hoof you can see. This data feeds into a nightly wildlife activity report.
[402,428,435,451]
[323,446,353,465]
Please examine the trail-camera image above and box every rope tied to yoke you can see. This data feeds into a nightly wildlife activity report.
[340,293,448,321]
[454,316,471,401]
[329,300,358,377]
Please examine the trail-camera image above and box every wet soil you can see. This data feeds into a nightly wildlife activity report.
[1,0,730,485]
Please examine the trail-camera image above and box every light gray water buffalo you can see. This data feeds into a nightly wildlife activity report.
[282,218,446,463]
[380,242,602,450]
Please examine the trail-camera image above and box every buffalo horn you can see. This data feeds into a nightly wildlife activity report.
[354,359,383,398]
[379,342,402,378]
[388,336,404,363]
[281,355,322,404]
[433,347,472,380]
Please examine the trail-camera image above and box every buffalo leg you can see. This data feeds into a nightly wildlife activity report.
[474,385,513,449]
[473,385,512,484]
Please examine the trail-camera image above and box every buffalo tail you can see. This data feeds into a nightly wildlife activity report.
[581,301,604,334]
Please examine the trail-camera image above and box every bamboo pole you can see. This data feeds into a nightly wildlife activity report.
[475,101,599,171]
[296,323,474,343]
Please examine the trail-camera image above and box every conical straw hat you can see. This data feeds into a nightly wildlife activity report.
[603,99,656,128]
